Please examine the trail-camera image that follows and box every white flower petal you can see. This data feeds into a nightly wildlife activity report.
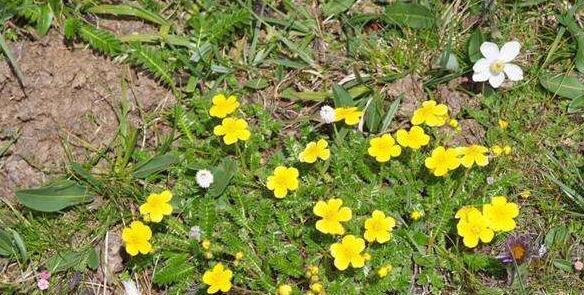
[122,280,141,295]
[488,73,505,88]
[480,42,500,59]
[472,71,491,82]
[319,105,335,124]
[503,63,523,81]
[472,58,491,72]
[499,41,521,62]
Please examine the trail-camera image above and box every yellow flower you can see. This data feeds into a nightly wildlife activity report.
[519,190,531,199]
[313,198,352,235]
[139,190,173,223]
[122,221,153,256]
[363,210,396,244]
[424,146,461,176]
[202,239,211,250]
[503,145,512,155]
[457,145,489,168]
[310,283,323,292]
[266,166,299,198]
[202,263,233,294]
[449,119,459,128]
[334,107,363,125]
[235,251,244,260]
[455,206,480,221]
[456,209,494,248]
[299,139,330,163]
[368,134,402,162]
[209,94,239,118]
[377,264,392,278]
[329,235,366,270]
[491,145,503,156]
[498,119,509,129]
[395,126,430,149]
[306,265,319,277]
[410,210,423,221]
[213,117,251,145]
[483,196,519,232]
[278,284,292,295]
[411,100,449,127]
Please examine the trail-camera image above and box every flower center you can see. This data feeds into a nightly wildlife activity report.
[510,244,526,261]
[490,61,505,74]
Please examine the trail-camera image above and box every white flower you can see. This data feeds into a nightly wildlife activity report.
[189,226,202,241]
[319,105,335,124]
[196,169,214,188]
[472,41,523,88]
[122,280,141,295]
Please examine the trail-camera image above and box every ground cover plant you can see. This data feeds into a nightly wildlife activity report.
[1,0,584,294]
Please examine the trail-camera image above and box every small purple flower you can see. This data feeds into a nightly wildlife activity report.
[497,235,531,264]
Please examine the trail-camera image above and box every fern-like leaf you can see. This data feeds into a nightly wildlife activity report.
[174,106,195,145]
[63,18,81,40]
[127,44,174,86]
[153,254,196,285]
[78,24,122,55]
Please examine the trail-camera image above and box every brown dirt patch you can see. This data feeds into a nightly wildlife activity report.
[0,30,174,199]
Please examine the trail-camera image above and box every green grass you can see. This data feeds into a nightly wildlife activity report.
[1,0,584,294]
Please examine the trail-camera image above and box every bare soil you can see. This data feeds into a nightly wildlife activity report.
[0,30,173,199]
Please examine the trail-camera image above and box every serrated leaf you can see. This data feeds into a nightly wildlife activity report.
[16,180,93,212]
[132,153,178,178]
[87,4,169,26]
[468,29,485,63]
[79,24,122,55]
[208,158,237,198]
[385,3,435,29]
[129,44,174,86]
[539,74,584,100]
[153,254,195,285]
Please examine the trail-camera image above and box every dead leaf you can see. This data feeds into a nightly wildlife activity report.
[441,119,485,146]
[386,74,427,119]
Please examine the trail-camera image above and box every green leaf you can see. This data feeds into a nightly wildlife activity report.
[539,74,584,100]
[208,158,237,198]
[280,88,329,101]
[153,254,195,285]
[558,7,584,73]
[36,3,53,37]
[86,247,99,270]
[322,0,355,17]
[365,96,382,132]
[45,250,86,273]
[0,230,13,257]
[553,259,574,272]
[133,153,179,178]
[384,3,435,29]
[0,34,26,87]
[379,96,401,133]
[244,78,269,90]
[78,24,122,55]
[467,29,485,63]
[568,96,584,113]
[280,88,328,101]
[87,4,169,26]
[332,84,354,107]
[16,180,93,212]
[10,230,27,262]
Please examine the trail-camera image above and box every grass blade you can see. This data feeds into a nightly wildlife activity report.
[0,34,26,88]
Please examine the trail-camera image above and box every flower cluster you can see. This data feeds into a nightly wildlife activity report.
[210,94,251,145]
[456,196,519,248]
[313,198,396,271]
[122,190,174,256]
